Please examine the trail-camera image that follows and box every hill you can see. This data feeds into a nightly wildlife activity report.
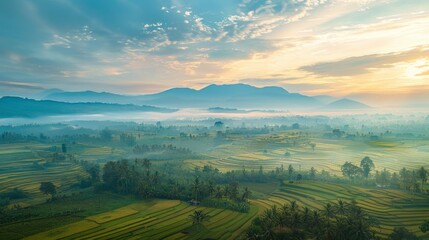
[44,84,372,111]
[45,84,320,110]
[0,97,175,118]
[324,98,370,110]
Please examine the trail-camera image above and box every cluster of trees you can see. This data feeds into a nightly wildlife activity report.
[0,188,28,214]
[132,144,194,160]
[119,133,136,146]
[133,144,192,155]
[247,200,379,240]
[340,157,428,193]
[246,200,423,240]
[341,156,375,180]
[0,131,44,143]
[374,166,428,193]
[99,159,251,210]
[200,181,251,212]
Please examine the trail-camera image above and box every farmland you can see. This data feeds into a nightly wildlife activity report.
[252,181,429,239]
[18,181,429,239]
[185,131,429,174]
[1,119,429,239]
[24,199,259,240]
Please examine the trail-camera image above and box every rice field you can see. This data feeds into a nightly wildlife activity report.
[0,143,89,205]
[252,181,429,238]
[186,132,429,174]
[25,199,260,240]
[21,181,429,239]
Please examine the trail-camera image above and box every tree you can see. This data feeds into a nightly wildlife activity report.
[100,128,113,141]
[341,162,362,180]
[288,164,294,180]
[143,159,151,177]
[323,203,335,219]
[214,186,223,199]
[399,167,409,189]
[39,182,56,199]
[388,227,419,240]
[309,142,316,151]
[296,174,303,181]
[417,166,428,190]
[360,156,374,178]
[228,182,239,200]
[189,210,209,231]
[0,197,10,213]
[193,176,200,201]
[420,219,429,233]
[61,143,67,153]
[335,199,348,215]
[241,187,251,202]
[309,167,316,179]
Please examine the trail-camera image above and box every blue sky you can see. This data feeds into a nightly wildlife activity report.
[1,0,429,106]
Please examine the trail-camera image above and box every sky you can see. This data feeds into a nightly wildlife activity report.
[1,0,429,106]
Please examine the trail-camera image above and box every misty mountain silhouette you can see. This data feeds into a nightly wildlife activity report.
[324,98,370,110]
[45,84,327,109]
[0,97,175,118]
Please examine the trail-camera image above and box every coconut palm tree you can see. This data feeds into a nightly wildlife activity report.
[143,158,151,177]
[193,176,200,201]
[323,203,335,219]
[241,187,251,202]
[335,199,348,215]
[290,201,299,212]
[302,206,311,225]
[189,210,209,231]
[214,186,223,199]
[418,166,428,190]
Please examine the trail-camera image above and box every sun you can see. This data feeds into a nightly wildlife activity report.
[404,59,428,78]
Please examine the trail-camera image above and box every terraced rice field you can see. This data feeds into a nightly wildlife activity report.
[186,132,429,174]
[0,143,88,205]
[252,181,429,238]
[22,181,429,239]
[25,199,259,240]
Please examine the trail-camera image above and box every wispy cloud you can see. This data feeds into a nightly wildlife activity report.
[0,0,429,105]
[0,81,46,90]
[300,45,429,77]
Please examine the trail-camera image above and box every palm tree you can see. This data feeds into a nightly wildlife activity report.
[347,218,376,240]
[302,207,311,225]
[323,203,335,219]
[207,181,215,196]
[214,186,223,199]
[223,185,230,198]
[312,210,321,226]
[335,199,348,215]
[241,187,251,202]
[193,176,200,201]
[189,210,209,231]
[290,201,299,212]
[143,158,151,177]
[418,167,428,190]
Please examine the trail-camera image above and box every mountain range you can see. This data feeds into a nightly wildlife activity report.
[0,84,371,118]
[43,83,369,110]
[0,97,175,118]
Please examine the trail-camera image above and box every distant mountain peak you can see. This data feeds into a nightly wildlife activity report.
[325,98,370,109]
[42,83,324,109]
